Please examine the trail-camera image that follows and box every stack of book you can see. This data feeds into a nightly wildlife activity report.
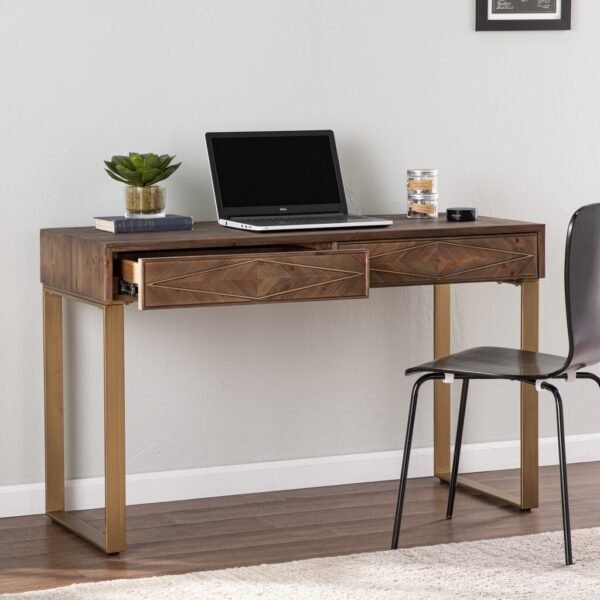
[94,214,194,233]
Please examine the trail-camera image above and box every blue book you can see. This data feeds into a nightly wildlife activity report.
[94,214,193,233]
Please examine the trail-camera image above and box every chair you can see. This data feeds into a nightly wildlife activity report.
[391,203,600,566]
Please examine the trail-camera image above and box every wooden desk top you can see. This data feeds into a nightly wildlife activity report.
[40,215,545,305]
[41,215,544,252]
[41,215,545,252]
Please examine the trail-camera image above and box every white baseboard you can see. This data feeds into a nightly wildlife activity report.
[2,432,600,519]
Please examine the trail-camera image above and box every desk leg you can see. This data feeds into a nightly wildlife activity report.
[44,290,65,514]
[104,304,126,552]
[520,280,539,509]
[43,289,126,553]
[435,280,540,510]
[433,284,451,476]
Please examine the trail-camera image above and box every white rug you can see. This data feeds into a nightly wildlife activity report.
[6,528,600,600]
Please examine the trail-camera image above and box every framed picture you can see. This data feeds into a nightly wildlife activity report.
[476,0,571,31]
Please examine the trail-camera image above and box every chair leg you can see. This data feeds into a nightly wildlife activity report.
[391,374,440,550]
[541,382,573,566]
[446,379,470,519]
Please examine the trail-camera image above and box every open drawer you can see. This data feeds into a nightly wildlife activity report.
[119,248,369,309]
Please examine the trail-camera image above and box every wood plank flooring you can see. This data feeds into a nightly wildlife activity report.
[2,463,600,594]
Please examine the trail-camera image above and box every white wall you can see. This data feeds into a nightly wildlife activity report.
[2,1,600,498]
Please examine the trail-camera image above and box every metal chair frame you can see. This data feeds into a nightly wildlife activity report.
[391,371,600,566]
[391,204,600,566]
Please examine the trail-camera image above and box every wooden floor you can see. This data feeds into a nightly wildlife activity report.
[2,463,600,594]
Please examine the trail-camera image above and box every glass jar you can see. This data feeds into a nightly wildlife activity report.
[407,169,438,195]
[125,186,166,218]
[407,193,438,219]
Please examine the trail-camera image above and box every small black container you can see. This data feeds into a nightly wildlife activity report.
[446,207,478,222]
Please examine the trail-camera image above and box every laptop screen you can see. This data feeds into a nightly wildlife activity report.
[206,131,348,218]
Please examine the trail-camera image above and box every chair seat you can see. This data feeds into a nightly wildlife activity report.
[406,346,568,379]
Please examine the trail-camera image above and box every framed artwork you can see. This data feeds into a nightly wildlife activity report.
[476,0,571,31]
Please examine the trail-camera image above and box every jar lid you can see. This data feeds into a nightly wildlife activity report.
[407,168,438,176]
[408,192,438,199]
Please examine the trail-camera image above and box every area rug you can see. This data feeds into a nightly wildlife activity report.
[6,528,600,599]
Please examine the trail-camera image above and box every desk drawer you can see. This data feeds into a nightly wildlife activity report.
[340,234,538,286]
[120,249,369,309]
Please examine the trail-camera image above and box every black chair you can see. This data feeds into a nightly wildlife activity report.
[391,203,600,566]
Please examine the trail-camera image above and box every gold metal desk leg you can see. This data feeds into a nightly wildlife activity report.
[520,280,539,509]
[43,289,126,553]
[433,284,451,476]
[44,290,65,514]
[434,281,540,510]
[104,303,126,552]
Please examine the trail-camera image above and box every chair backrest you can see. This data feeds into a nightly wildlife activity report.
[563,203,600,372]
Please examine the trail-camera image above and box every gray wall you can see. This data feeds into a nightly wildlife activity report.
[2,0,599,485]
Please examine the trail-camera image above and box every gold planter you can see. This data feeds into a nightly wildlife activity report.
[125,186,166,218]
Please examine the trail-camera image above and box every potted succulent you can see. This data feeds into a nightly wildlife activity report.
[104,153,181,218]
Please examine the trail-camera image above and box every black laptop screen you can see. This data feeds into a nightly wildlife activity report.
[210,134,343,211]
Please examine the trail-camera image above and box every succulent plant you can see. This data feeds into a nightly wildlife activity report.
[104,153,181,187]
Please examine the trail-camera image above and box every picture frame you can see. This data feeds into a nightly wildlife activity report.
[476,0,571,31]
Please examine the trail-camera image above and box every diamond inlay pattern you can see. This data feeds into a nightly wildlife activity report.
[150,258,362,300]
[139,250,369,308]
[371,241,533,279]
[339,234,538,286]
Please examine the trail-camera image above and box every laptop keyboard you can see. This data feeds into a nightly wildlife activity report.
[235,214,367,225]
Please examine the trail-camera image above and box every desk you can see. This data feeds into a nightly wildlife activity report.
[40,215,545,553]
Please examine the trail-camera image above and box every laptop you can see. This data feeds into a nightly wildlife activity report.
[206,130,393,232]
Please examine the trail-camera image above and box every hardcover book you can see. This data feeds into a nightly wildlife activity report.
[95,214,193,233]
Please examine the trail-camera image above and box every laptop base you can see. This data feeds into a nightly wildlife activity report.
[220,214,393,232]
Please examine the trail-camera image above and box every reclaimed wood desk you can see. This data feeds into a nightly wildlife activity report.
[40,215,545,553]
